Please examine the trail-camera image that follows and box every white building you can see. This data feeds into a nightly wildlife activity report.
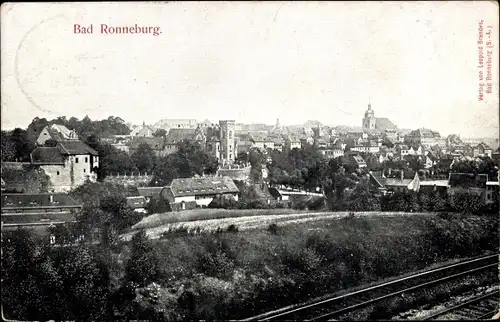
[162,177,239,209]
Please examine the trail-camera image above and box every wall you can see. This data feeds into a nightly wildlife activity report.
[103,174,153,187]
[41,163,72,192]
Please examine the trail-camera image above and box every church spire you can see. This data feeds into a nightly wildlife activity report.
[276,118,280,128]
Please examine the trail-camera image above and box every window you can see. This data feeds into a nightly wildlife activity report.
[487,195,491,200]
[57,171,60,175]
[75,157,79,163]
[83,169,86,173]
[85,157,88,163]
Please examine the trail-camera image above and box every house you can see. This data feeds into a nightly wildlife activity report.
[473,143,493,158]
[1,193,82,236]
[251,134,274,150]
[463,144,474,157]
[154,119,198,130]
[272,137,285,152]
[137,187,165,203]
[130,122,155,137]
[111,142,130,154]
[405,128,442,149]
[319,148,344,159]
[396,144,411,157]
[300,137,315,148]
[36,124,79,145]
[162,176,240,210]
[485,181,499,204]
[236,140,254,154]
[30,140,99,192]
[349,155,367,168]
[126,196,148,213]
[448,173,488,197]
[284,136,301,151]
[128,137,166,157]
[314,138,328,149]
[419,180,449,197]
[268,187,323,202]
[369,171,421,193]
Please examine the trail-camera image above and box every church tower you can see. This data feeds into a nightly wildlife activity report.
[219,120,235,164]
[362,103,376,131]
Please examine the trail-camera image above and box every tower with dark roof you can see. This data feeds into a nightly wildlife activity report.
[362,103,376,131]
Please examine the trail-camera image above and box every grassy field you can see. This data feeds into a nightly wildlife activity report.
[118,212,499,320]
[123,210,436,241]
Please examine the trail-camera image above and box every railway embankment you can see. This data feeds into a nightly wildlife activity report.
[120,212,498,320]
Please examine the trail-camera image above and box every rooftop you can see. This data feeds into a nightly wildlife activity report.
[168,176,239,197]
[1,193,82,209]
[57,140,98,155]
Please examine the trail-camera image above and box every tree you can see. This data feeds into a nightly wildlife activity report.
[125,230,161,287]
[10,128,36,162]
[100,195,143,232]
[131,143,157,174]
[152,129,167,138]
[1,130,16,161]
[151,156,178,186]
[57,246,111,320]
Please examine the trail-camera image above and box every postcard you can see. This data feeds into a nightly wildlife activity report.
[1,2,499,321]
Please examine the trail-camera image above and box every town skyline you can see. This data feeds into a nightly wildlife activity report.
[1,2,499,138]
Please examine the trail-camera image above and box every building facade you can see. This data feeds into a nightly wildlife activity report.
[219,120,236,164]
[30,141,99,192]
[162,176,239,210]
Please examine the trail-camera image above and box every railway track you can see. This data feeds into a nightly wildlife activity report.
[240,253,499,321]
[420,290,499,320]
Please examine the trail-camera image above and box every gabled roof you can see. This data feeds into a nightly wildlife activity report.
[409,128,441,138]
[352,155,366,164]
[168,176,239,197]
[165,129,196,144]
[130,124,155,136]
[128,137,166,151]
[137,187,165,198]
[1,193,82,209]
[30,147,65,165]
[57,140,98,155]
[51,124,72,137]
[375,117,396,131]
[250,134,271,142]
[476,142,492,150]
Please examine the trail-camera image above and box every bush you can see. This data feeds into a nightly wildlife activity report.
[267,223,280,235]
[196,251,235,280]
[307,196,326,210]
[227,224,239,233]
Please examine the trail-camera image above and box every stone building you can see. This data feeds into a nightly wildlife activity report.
[30,140,99,192]
[219,120,236,164]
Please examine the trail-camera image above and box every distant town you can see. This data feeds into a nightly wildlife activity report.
[1,102,499,320]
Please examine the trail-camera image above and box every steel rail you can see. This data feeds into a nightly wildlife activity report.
[309,263,497,320]
[420,290,499,320]
[240,253,499,321]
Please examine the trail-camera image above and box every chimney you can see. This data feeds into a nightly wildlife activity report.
[400,170,404,181]
[49,194,54,203]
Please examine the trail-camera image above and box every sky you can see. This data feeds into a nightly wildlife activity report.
[1,1,499,138]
